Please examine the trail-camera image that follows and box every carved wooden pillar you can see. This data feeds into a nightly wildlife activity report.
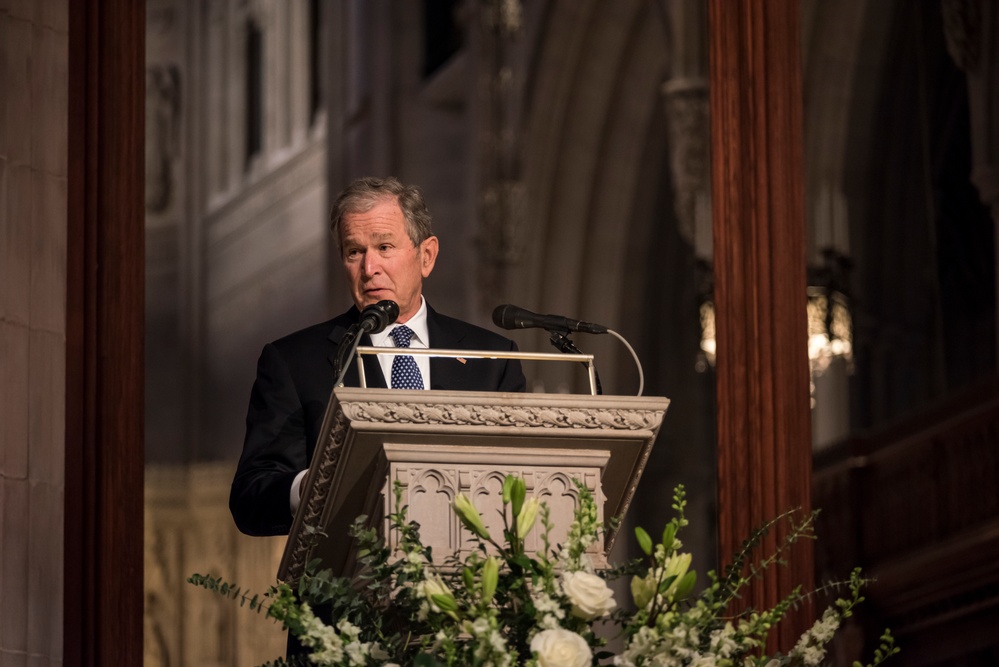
[65,0,145,664]
[707,0,814,647]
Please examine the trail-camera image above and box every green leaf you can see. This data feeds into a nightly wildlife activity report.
[674,571,697,599]
[414,654,445,667]
[635,526,653,556]
[657,574,678,594]
[511,554,534,570]
[662,522,676,552]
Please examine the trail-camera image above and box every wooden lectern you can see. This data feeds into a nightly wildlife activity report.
[278,387,669,583]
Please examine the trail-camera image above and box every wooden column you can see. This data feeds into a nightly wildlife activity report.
[708,0,814,648]
[65,0,145,664]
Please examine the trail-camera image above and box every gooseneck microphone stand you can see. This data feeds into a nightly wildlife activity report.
[547,329,604,396]
[332,327,360,388]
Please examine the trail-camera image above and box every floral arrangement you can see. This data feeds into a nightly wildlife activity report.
[190,478,898,667]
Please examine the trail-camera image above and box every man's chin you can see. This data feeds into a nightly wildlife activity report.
[358,293,393,309]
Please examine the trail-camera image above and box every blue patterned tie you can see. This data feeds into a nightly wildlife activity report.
[390,326,424,390]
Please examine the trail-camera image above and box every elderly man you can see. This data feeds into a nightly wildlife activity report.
[230,177,527,536]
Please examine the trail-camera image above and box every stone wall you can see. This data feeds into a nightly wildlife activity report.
[145,463,287,667]
[0,0,69,663]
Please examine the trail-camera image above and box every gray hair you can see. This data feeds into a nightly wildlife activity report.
[329,176,434,251]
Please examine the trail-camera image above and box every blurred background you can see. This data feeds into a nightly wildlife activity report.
[138,1,996,665]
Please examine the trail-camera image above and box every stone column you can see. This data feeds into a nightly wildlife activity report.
[659,0,712,263]
[473,0,526,312]
[1,2,71,663]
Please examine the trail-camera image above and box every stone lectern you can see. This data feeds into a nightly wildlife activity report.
[278,387,669,583]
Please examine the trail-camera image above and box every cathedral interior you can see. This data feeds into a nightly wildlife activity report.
[1,0,996,665]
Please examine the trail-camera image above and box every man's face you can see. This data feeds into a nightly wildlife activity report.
[340,198,438,323]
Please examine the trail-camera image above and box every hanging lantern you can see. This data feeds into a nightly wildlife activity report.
[806,246,854,377]
[806,284,854,377]
[695,250,853,378]
[696,300,716,372]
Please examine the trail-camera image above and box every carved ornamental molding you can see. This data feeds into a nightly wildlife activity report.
[340,400,666,431]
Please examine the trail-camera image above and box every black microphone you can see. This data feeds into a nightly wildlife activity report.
[492,304,608,334]
[358,300,400,334]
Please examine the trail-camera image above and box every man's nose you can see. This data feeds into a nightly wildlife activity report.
[361,252,380,277]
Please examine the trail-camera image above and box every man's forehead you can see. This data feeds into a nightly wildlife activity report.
[345,196,401,221]
[351,229,397,242]
[341,226,406,243]
[341,203,408,237]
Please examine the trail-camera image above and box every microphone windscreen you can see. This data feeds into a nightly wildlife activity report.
[378,300,400,324]
[361,300,400,333]
[492,304,521,330]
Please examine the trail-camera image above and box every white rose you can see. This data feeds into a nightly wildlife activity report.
[561,571,616,620]
[530,628,592,667]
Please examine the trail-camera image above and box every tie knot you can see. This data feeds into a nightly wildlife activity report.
[390,325,415,348]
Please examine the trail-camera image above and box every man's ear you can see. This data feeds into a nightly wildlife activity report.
[420,236,439,278]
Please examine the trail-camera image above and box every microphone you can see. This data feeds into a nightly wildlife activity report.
[492,304,608,334]
[332,300,400,387]
[358,300,400,334]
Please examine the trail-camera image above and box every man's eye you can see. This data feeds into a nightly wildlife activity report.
[379,244,392,252]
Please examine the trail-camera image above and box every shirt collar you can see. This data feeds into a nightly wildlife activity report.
[369,296,429,348]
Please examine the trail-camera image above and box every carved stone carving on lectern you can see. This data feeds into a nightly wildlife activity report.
[342,400,664,430]
[296,408,350,541]
[381,444,610,567]
[407,467,461,554]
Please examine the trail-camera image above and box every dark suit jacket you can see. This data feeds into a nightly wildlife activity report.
[229,304,527,536]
